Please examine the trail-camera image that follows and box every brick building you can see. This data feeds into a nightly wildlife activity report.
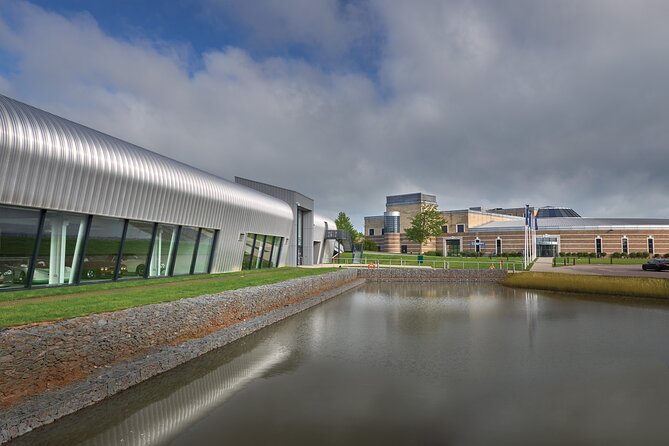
[364,193,669,257]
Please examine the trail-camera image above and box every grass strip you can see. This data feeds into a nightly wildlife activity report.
[553,257,647,266]
[0,268,336,328]
[503,272,669,300]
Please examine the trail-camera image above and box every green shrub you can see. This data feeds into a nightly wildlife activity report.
[423,250,443,257]
[362,238,377,251]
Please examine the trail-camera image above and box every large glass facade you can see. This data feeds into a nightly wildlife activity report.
[243,234,257,270]
[252,235,265,269]
[262,236,275,268]
[194,229,215,274]
[173,226,199,275]
[242,233,282,270]
[0,204,219,289]
[271,237,283,267]
[118,221,154,279]
[150,224,177,277]
[0,206,41,289]
[81,216,125,282]
[35,211,88,286]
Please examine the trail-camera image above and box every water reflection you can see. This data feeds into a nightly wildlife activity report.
[525,291,539,350]
[14,283,669,446]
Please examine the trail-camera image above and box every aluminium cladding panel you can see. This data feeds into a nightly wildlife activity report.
[0,95,293,273]
[313,214,336,264]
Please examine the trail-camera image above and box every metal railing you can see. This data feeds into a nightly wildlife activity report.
[334,257,522,271]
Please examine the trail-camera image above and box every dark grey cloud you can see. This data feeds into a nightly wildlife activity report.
[1,0,668,230]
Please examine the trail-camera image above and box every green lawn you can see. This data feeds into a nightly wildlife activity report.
[0,268,336,328]
[504,272,669,300]
[553,257,650,267]
[338,251,526,270]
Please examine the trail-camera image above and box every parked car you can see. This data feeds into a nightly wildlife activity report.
[0,264,14,287]
[5,260,72,285]
[82,257,127,280]
[112,255,146,276]
[641,259,669,271]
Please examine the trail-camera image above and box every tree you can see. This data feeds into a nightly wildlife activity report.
[405,204,447,254]
[362,237,378,251]
[335,211,361,243]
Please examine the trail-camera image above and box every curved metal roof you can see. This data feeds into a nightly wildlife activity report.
[0,94,296,272]
[0,94,293,234]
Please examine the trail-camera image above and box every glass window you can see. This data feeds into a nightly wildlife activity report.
[262,236,275,268]
[173,226,199,275]
[441,225,448,233]
[194,229,215,274]
[369,229,374,236]
[242,233,256,270]
[621,237,629,255]
[150,224,177,277]
[297,209,304,265]
[118,221,154,279]
[253,235,266,269]
[81,217,125,282]
[648,237,654,255]
[595,237,602,256]
[457,224,465,233]
[0,206,41,289]
[35,211,88,286]
[445,239,460,256]
[496,238,502,254]
[271,237,282,267]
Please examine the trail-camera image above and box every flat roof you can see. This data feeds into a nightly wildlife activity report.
[386,193,437,206]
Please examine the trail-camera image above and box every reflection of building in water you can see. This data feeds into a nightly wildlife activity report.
[525,291,539,350]
[79,344,290,446]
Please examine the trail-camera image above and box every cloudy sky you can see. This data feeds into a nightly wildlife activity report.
[1,0,668,229]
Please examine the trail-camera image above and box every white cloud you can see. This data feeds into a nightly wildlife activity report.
[1,0,669,228]
[201,0,377,61]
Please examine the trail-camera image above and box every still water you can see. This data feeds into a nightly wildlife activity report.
[13,283,669,445]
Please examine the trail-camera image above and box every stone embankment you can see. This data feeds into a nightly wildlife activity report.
[0,267,505,443]
[358,267,506,282]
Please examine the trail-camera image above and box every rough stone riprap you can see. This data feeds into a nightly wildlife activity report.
[0,269,361,443]
[357,267,506,282]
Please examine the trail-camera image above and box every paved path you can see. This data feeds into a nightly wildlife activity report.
[531,257,668,278]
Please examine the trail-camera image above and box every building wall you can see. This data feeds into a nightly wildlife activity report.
[386,203,424,233]
[0,95,337,291]
[364,217,384,237]
[462,229,669,256]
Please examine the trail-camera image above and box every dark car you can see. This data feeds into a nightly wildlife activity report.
[82,257,127,280]
[641,258,669,271]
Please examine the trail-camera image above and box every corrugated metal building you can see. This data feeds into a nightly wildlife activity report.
[0,94,335,290]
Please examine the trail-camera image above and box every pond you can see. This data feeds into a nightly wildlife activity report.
[13,283,669,445]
